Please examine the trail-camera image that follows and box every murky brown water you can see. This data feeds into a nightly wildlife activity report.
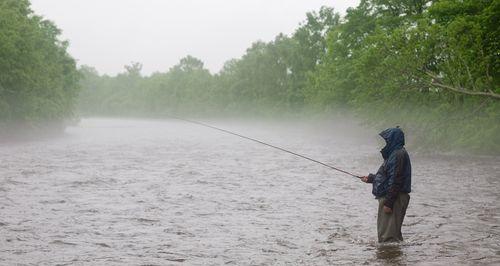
[1,118,499,265]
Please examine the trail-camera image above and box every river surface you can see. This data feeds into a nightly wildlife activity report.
[1,118,499,265]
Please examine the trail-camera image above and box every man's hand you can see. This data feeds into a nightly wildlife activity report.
[361,176,369,183]
[383,206,392,214]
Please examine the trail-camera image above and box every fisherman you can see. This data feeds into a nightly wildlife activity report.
[361,127,412,243]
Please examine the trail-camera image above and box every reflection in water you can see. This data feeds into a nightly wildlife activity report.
[0,118,499,265]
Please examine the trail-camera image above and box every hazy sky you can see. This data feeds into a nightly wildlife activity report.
[30,0,360,76]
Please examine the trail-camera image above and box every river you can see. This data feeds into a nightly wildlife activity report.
[1,118,499,265]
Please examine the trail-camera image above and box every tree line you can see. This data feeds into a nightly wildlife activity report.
[77,6,340,117]
[1,0,498,153]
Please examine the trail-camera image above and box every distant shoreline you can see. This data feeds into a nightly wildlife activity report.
[0,120,69,143]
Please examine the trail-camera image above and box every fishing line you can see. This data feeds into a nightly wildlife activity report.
[173,117,362,178]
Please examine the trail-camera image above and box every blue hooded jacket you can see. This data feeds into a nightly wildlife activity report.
[368,127,411,208]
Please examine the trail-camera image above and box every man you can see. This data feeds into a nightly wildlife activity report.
[361,127,412,243]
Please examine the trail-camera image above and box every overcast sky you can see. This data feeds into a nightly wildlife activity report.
[30,0,360,76]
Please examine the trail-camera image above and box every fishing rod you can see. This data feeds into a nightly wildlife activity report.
[173,117,362,179]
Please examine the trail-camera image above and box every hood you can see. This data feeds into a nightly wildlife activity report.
[379,127,405,159]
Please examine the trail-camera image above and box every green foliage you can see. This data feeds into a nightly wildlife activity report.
[78,56,215,116]
[0,0,79,127]
[305,0,500,153]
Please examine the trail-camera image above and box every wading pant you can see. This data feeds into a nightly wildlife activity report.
[377,193,410,243]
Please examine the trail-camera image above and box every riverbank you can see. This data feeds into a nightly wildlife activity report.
[0,120,72,143]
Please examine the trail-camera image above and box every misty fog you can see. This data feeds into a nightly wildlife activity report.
[1,0,499,265]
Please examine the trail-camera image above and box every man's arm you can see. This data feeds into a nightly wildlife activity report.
[384,150,406,209]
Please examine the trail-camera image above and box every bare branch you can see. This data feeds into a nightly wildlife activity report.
[424,71,500,100]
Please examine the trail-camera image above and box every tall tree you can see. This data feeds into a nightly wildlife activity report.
[0,0,79,126]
